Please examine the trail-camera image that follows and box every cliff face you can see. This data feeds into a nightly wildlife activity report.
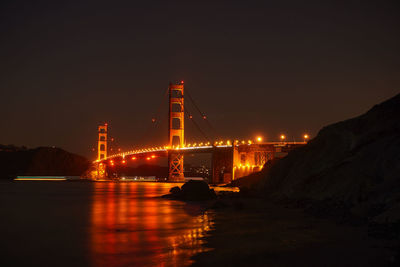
[0,146,90,179]
[261,93,400,222]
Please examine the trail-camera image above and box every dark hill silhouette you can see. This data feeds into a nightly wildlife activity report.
[0,146,90,179]
[259,93,400,223]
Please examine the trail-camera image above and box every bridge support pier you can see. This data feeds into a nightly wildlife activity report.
[95,162,107,179]
[94,123,108,179]
[168,81,185,181]
[211,144,280,184]
[168,152,184,181]
[97,123,108,161]
[211,146,234,184]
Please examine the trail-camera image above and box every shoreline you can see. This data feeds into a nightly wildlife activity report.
[191,197,397,267]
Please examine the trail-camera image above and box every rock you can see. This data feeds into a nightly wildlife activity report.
[170,186,181,194]
[225,159,280,189]
[163,180,217,201]
[259,93,400,224]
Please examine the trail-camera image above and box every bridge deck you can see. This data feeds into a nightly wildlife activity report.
[96,142,306,162]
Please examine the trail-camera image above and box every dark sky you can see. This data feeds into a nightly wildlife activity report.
[1,0,399,158]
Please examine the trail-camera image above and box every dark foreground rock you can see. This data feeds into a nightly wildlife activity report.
[163,180,217,201]
[192,94,400,266]
[259,93,400,225]
[224,159,281,192]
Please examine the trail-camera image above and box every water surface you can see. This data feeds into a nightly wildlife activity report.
[0,181,213,267]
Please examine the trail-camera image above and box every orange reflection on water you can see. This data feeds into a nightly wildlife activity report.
[90,182,214,267]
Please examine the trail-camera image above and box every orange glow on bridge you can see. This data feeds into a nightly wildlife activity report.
[95,139,307,164]
[91,80,312,183]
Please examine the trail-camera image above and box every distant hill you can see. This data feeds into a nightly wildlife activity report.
[259,93,400,223]
[0,146,91,179]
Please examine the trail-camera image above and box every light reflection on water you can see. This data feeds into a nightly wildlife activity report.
[0,181,214,267]
[89,182,214,267]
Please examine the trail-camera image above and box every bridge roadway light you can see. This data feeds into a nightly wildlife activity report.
[256,136,263,143]
[303,134,310,142]
[280,134,286,142]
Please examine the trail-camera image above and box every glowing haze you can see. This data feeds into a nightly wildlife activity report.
[0,0,399,158]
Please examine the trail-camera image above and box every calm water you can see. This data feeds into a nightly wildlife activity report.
[0,181,214,267]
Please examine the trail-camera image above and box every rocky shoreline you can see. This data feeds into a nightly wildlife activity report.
[190,193,399,267]
[158,180,399,266]
[185,94,400,266]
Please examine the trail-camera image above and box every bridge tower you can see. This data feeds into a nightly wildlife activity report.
[168,81,185,181]
[97,123,108,161]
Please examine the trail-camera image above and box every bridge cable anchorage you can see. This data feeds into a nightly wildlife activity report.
[184,106,210,142]
[185,87,219,137]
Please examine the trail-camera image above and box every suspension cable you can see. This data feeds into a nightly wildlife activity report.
[151,86,169,123]
[185,87,219,137]
[184,105,210,142]
[138,86,169,147]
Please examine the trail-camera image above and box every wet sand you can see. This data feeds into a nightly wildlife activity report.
[191,198,396,267]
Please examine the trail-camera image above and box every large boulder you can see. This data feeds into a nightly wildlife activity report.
[163,180,217,201]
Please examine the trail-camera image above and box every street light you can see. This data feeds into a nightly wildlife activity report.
[280,134,286,142]
[256,136,263,143]
[303,134,309,143]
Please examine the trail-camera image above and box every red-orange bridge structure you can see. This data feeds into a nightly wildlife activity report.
[94,81,307,184]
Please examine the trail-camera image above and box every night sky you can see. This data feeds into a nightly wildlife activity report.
[1,0,399,158]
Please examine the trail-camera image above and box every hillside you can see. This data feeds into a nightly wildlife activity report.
[0,146,90,179]
[260,93,400,223]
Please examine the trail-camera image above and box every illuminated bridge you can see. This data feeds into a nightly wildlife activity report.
[93,81,308,184]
